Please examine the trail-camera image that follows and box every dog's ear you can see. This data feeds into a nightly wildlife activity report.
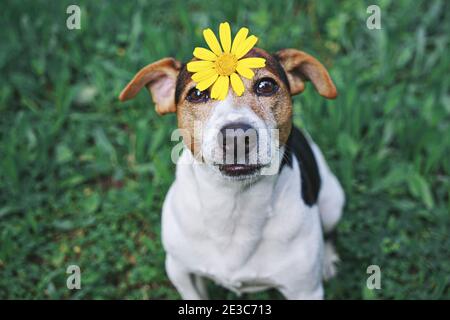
[275,49,337,99]
[119,58,181,115]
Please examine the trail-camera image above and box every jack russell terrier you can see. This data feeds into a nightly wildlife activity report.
[119,44,345,299]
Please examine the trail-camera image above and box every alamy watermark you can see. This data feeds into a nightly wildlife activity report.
[366,5,382,30]
[66,5,81,30]
[66,265,81,290]
[366,265,381,290]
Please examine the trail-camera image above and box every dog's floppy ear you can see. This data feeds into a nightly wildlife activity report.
[275,49,337,99]
[119,58,181,115]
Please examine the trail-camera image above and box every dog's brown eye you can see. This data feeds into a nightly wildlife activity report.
[186,87,209,103]
[255,78,278,96]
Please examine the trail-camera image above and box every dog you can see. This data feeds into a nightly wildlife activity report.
[119,47,345,299]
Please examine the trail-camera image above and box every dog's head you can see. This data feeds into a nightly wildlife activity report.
[119,48,336,180]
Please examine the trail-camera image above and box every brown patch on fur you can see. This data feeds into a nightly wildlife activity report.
[175,60,217,160]
[246,48,290,90]
[176,96,219,160]
[231,48,293,145]
[229,66,293,146]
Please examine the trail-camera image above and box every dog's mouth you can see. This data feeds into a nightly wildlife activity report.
[217,164,263,177]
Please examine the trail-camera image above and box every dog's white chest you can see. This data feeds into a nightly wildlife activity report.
[161,152,323,295]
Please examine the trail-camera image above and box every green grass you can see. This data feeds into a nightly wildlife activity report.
[0,0,449,299]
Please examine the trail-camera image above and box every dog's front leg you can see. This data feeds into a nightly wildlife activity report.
[165,255,206,300]
[279,285,324,300]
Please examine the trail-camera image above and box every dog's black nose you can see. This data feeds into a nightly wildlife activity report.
[220,122,254,138]
[218,122,258,164]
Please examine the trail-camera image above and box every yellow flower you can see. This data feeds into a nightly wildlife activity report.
[187,22,266,100]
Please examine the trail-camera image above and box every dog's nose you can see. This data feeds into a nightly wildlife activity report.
[218,122,258,163]
[220,122,254,138]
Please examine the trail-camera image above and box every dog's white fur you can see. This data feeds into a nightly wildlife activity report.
[161,95,345,299]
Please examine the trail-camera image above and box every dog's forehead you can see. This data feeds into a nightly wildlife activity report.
[175,48,289,104]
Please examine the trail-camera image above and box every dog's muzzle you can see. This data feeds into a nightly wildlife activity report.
[216,122,263,177]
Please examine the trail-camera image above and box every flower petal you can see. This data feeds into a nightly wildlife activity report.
[218,76,230,100]
[187,60,214,72]
[236,65,255,79]
[211,75,229,100]
[192,68,217,82]
[235,35,258,59]
[230,73,245,96]
[196,73,219,91]
[203,29,222,56]
[193,47,218,61]
[219,22,232,53]
[237,57,266,69]
[231,27,249,54]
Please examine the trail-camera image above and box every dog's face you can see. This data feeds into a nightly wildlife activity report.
[120,48,337,180]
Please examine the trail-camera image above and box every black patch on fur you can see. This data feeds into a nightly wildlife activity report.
[280,126,321,206]
[324,229,337,242]
[175,63,189,105]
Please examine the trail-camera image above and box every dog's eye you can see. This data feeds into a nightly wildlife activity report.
[186,87,209,103]
[254,78,278,96]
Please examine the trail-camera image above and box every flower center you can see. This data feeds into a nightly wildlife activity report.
[215,53,237,76]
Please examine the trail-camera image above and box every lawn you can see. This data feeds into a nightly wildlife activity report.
[0,0,449,299]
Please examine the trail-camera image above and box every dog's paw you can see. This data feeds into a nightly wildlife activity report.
[322,241,340,281]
